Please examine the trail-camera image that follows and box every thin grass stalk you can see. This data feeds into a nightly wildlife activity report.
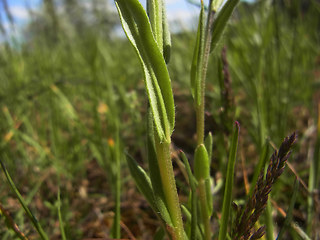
[0,159,49,240]
[111,125,121,238]
[264,198,274,240]
[180,151,198,239]
[272,0,283,139]
[307,142,315,236]
[276,178,299,240]
[57,187,67,240]
[219,121,240,240]
[308,102,320,235]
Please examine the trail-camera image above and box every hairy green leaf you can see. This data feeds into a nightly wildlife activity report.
[190,1,205,106]
[210,0,239,53]
[162,0,171,64]
[115,0,174,142]
[147,0,163,48]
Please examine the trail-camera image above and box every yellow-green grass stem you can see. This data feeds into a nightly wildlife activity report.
[155,139,184,240]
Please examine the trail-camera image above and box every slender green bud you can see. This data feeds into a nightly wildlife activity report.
[194,144,210,181]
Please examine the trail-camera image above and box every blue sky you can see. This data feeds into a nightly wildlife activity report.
[0,0,253,37]
[1,0,200,25]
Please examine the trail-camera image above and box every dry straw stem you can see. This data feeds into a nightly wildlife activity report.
[0,203,28,240]
[232,132,297,240]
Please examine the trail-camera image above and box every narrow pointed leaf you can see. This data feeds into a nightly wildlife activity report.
[204,132,213,162]
[162,0,171,63]
[115,0,174,142]
[126,153,158,212]
[190,1,205,105]
[147,0,163,48]
[210,0,239,53]
[205,178,213,216]
[219,121,240,240]
[181,205,202,240]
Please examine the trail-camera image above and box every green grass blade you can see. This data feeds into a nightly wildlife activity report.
[57,187,66,240]
[115,0,174,142]
[180,151,198,239]
[265,200,274,240]
[154,227,166,240]
[126,152,173,229]
[210,0,239,53]
[218,121,240,240]
[111,128,121,239]
[0,159,49,240]
[277,178,299,240]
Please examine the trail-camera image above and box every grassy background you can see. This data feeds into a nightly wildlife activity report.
[0,0,319,239]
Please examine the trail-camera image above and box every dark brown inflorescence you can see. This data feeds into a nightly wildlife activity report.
[232,132,297,240]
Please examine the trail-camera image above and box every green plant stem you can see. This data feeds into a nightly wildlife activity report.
[196,0,215,145]
[111,126,121,238]
[265,200,274,240]
[112,153,121,238]
[155,139,184,240]
[199,179,211,240]
[196,106,205,145]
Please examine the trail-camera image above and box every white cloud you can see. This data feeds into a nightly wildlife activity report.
[166,0,180,4]
[2,22,11,32]
[167,9,198,22]
[10,6,29,20]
